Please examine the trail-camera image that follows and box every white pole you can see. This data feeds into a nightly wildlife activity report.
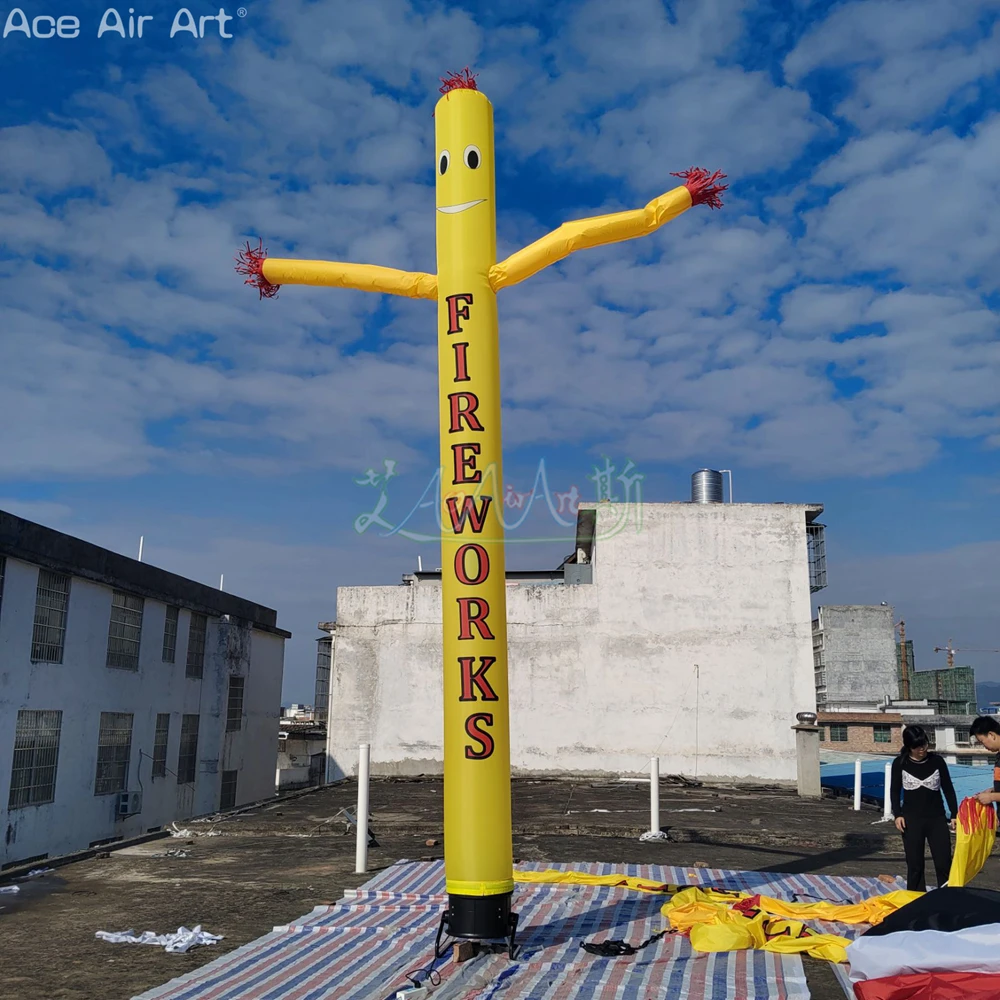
[883,761,893,821]
[694,664,700,779]
[137,536,144,562]
[854,758,862,811]
[219,574,224,591]
[355,742,371,874]
[417,555,423,572]
[650,755,660,836]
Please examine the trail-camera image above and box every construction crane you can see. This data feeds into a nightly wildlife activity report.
[933,639,1000,669]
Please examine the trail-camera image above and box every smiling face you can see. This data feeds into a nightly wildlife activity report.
[434,87,496,273]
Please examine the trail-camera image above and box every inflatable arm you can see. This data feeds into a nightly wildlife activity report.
[236,241,438,301]
[488,169,727,293]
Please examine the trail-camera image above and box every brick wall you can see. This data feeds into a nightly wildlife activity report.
[819,716,903,754]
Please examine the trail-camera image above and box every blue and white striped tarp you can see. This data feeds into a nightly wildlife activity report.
[135,861,897,1000]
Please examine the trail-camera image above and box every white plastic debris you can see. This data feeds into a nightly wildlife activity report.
[169,822,220,839]
[639,830,669,842]
[95,925,224,954]
[23,867,55,879]
[0,885,20,895]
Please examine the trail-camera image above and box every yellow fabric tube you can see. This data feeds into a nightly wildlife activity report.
[434,86,514,899]
[260,258,437,300]
[489,184,693,291]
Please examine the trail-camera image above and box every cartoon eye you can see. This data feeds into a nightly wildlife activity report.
[439,151,450,175]
[464,145,481,169]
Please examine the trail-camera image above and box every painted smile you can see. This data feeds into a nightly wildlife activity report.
[437,199,486,214]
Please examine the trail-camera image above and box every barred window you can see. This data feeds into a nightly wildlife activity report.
[152,714,170,778]
[94,712,133,795]
[186,613,207,679]
[956,727,971,746]
[829,724,848,742]
[31,570,71,663]
[162,606,179,663]
[226,676,245,733]
[177,714,199,784]
[220,769,238,810]
[873,724,893,744]
[8,710,62,809]
[107,591,144,670]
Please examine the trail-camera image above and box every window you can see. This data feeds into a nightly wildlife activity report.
[220,770,238,810]
[873,724,892,744]
[162,606,179,663]
[807,523,828,592]
[186,613,207,679]
[226,676,245,733]
[94,713,134,795]
[8,710,62,809]
[956,727,971,746]
[152,714,170,778]
[177,715,199,784]
[927,730,937,749]
[107,591,144,670]
[31,570,71,663]
[829,724,848,743]
[819,727,826,742]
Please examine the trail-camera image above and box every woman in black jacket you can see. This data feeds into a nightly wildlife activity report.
[889,725,958,891]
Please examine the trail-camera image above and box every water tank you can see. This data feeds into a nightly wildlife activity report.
[691,469,723,503]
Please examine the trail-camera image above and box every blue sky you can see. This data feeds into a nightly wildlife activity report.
[1,0,999,702]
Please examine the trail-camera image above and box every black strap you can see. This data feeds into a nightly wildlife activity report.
[580,929,670,957]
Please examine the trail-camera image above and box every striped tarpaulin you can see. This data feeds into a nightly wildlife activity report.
[136,862,900,1000]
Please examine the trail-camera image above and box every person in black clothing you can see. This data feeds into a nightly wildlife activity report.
[970,715,1000,807]
[890,725,957,892]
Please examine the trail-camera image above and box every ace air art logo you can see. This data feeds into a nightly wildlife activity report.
[2,6,245,39]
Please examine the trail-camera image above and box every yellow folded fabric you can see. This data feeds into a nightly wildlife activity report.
[949,797,997,888]
[513,869,680,894]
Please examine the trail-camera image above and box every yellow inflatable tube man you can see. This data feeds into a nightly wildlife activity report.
[237,68,727,952]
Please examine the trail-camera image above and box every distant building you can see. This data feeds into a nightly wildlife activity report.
[818,711,903,754]
[276,723,326,791]
[895,643,977,714]
[0,510,289,869]
[812,606,897,707]
[314,636,331,727]
[281,703,315,722]
[323,496,828,783]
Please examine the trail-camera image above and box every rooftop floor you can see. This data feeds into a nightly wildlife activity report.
[2,777,995,1000]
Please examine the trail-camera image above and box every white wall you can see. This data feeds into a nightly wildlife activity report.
[326,502,819,782]
[0,556,285,867]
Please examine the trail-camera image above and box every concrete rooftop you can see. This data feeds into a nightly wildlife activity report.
[2,776,996,1000]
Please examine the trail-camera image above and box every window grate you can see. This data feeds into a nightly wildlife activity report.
[95,712,133,795]
[162,606,179,663]
[31,570,71,663]
[807,523,828,593]
[152,714,170,777]
[107,591,144,671]
[829,723,848,743]
[177,715,199,784]
[220,769,238,810]
[8,710,63,809]
[226,676,245,733]
[873,724,892,744]
[186,614,207,679]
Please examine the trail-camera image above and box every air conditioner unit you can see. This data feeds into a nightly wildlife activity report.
[117,790,142,817]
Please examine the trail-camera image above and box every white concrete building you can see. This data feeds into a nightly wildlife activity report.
[0,510,289,869]
[812,605,898,707]
[323,496,827,783]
